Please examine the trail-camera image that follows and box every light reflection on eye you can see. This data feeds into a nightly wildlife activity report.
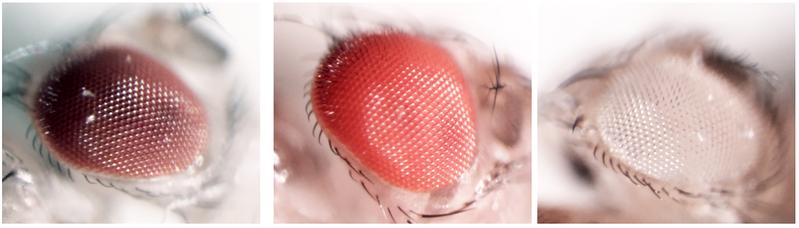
[274,4,532,223]
[2,3,259,223]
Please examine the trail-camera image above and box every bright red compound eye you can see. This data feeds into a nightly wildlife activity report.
[311,32,477,192]
[34,47,208,179]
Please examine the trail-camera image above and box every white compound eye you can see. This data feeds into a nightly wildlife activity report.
[550,34,788,221]
[595,49,770,189]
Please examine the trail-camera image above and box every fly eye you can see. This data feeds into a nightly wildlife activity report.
[3,4,259,223]
[311,31,477,192]
[562,35,784,205]
[33,46,208,179]
[596,55,766,187]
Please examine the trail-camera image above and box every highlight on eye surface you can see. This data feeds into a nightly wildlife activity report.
[2,3,260,223]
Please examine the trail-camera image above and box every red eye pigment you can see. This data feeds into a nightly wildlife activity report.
[311,32,477,192]
[33,47,208,179]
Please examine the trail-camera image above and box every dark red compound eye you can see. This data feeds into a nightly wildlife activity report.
[34,47,208,179]
[312,32,477,192]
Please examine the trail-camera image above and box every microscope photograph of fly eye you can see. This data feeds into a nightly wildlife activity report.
[274,3,532,223]
[2,3,260,223]
[537,2,794,223]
